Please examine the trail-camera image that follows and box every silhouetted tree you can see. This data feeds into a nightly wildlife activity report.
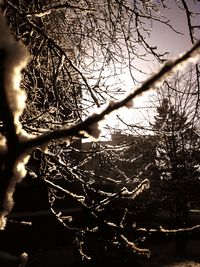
[152,96,200,254]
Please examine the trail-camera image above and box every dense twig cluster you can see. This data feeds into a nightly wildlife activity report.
[1,1,200,266]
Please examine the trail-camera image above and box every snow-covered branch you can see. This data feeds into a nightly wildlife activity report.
[0,13,30,230]
[19,38,200,150]
[0,9,200,230]
[25,1,95,18]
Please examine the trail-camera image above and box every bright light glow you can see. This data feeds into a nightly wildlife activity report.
[82,65,156,141]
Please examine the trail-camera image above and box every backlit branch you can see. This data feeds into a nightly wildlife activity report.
[4,0,100,108]
[0,13,30,229]
[25,2,95,18]
[0,9,200,230]
[18,39,200,151]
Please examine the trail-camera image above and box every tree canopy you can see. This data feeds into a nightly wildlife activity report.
[1,0,200,266]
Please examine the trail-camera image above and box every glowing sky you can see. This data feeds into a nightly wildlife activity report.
[86,1,200,140]
[107,1,199,132]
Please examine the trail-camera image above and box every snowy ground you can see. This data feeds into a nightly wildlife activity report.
[138,239,200,267]
[25,239,200,267]
[4,209,200,267]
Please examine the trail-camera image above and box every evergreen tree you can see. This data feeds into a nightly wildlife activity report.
[153,98,200,227]
[153,97,200,255]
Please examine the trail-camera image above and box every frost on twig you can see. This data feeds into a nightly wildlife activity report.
[137,224,200,235]
[0,13,29,134]
[21,38,200,149]
[121,179,150,199]
[25,2,96,17]
[120,234,151,258]
[74,236,92,261]
[44,178,85,204]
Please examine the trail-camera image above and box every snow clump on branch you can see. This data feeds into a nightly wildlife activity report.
[0,13,29,134]
[0,13,30,229]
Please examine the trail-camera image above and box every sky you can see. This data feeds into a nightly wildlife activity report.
[85,0,200,140]
[150,1,192,58]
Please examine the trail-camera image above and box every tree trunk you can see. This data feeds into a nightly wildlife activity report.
[175,190,189,255]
